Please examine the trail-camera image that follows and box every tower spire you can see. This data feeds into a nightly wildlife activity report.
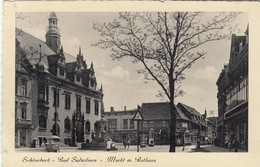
[45,12,61,53]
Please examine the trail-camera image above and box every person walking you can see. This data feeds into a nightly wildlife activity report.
[123,139,126,149]
[228,140,232,151]
[127,138,131,149]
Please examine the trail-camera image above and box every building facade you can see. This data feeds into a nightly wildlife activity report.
[103,107,138,143]
[15,12,104,148]
[177,103,207,145]
[138,102,208,146]
[216,27,248,150]
[206,117,218,145]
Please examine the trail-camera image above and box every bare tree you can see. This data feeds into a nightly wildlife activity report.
[93,12,239,152]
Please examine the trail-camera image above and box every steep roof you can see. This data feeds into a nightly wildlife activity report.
[140,102,190,121]
[64,52,76,63]
[16,28,77,69]
[16,28,52,70]
[16,28,55,56]
[176,106,190,121]
[178,103,201,116]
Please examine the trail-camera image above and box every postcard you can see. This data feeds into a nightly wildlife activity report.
[2,1,260,167]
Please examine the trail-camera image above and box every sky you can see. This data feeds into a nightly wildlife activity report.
[16,12,248,117]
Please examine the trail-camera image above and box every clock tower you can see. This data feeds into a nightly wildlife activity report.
[45,12,61,53]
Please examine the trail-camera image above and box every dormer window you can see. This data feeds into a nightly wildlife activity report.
[77,66,80,70]
[76,75,80,82]
[59,68,65,76]
[90,80,95,87]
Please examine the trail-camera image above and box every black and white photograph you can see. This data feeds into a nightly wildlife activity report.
[14,11,248,153]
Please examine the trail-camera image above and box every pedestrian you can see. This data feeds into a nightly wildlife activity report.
[127,138,131,149]
[123,139,126,149]
[228,140,232,151]
[91,130,95,141]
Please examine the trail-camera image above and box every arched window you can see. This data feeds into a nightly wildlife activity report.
[86,121,90,134]
[64,117,71,131]
[39,115,46,129]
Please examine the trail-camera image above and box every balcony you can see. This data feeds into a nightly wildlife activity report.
[15,118,32,128]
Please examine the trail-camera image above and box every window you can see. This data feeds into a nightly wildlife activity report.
[64,117,71,131]
[90,80,94,87]
[59,68,65,76]
[123,119,128,129]
[86,121,90,134]
[162,121,166,128]
[76,75,80,82]
[22,108,27,119]
[38,85,49,102]
[150,121,154,128]
[86,98,91,114]
[15,102,17,118]
[65,93,71,109]
[21,80,27,96]
[15,78,17,95]
[94,101,99,115]
[76,95,81,111]
[20,102,27,119]
[143,121,147,128]
[53,89,59,107]
[39,115,47,129]
[108,119,117,131]
[130,119,135,129]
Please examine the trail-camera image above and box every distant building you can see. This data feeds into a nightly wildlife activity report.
[216,26,248,150]
[15,12,104,148]
[103,107,138,143]
[138,102,192,145]
[216,64,229,147]
[177,103,207,145]
[206,117,218,145]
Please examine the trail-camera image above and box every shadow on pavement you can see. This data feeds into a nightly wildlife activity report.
[189,147,210,152]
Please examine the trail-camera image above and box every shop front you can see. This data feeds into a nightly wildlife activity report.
[224,105,248,150]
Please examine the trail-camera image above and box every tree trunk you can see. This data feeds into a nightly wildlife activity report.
[169,102,176,152]
[169,73,176,152]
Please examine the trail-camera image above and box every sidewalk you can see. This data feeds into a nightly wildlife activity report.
[189,145,248,152]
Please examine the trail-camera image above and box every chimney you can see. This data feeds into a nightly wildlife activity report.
[110,107,114,112]
[124,106,127,111]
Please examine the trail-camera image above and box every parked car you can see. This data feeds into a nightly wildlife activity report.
[42,136,60,152]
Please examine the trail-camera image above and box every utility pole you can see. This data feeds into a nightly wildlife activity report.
[137,120,139,152]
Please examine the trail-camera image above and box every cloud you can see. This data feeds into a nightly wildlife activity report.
[192,66,218,81]
[102,66,130,80]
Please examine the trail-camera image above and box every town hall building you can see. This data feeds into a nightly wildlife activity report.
[15,12,104,147]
